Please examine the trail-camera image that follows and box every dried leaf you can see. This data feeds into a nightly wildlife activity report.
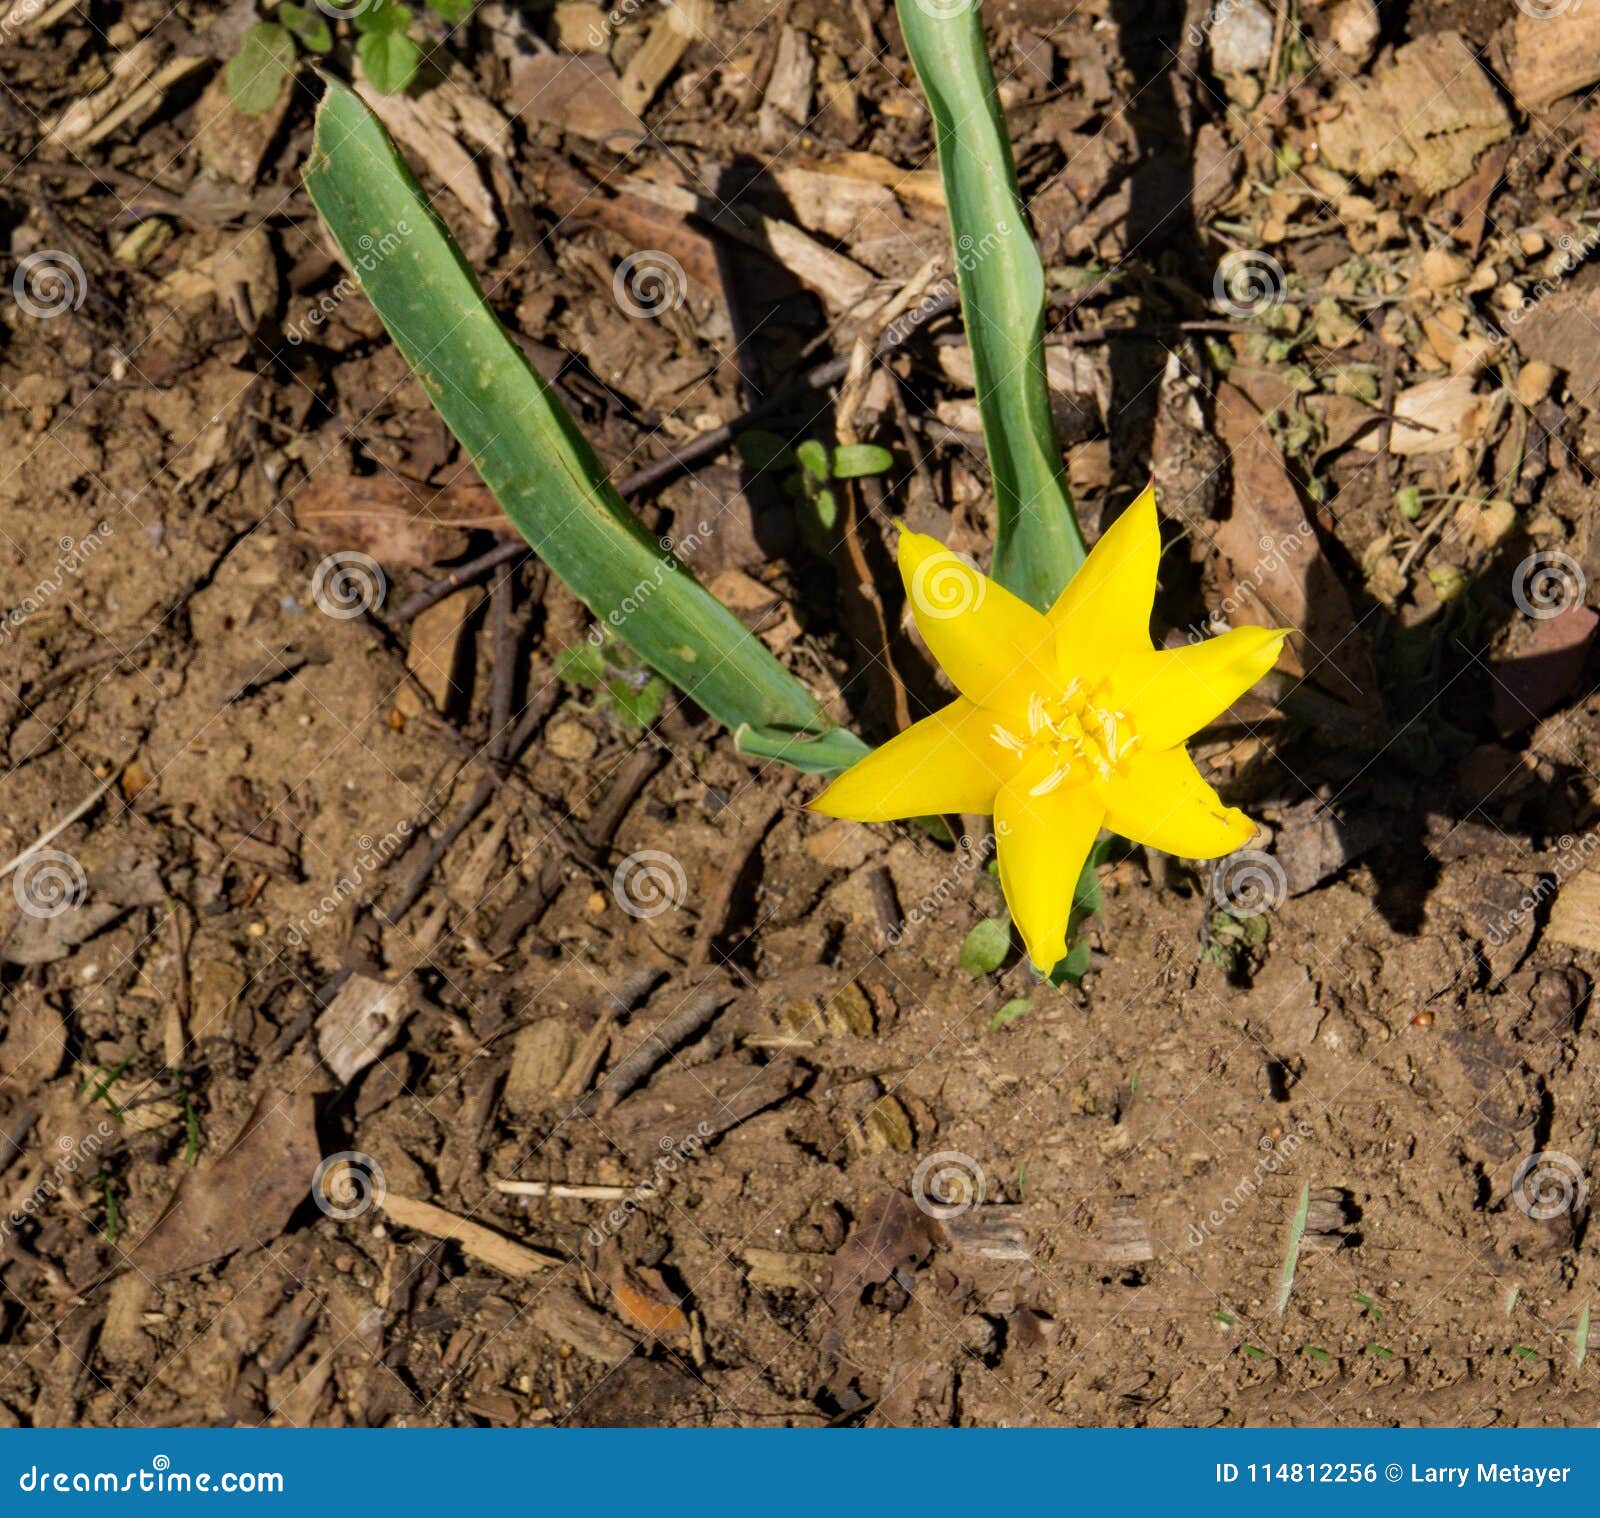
[608,1267,690,1340]
[128,1091,320,1276]
[1211,382,1378,707]
[293,473,506,568]
[509,52,645,147]
[825,1190,933,1314]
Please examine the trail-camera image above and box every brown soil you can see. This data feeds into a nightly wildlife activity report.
[2,0,1599,1427]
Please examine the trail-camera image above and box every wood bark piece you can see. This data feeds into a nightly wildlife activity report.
[605,1055,805,1150]
[380,1193,563,1275]
[316,974,412,1084]
[355,79,498,229]
[529,1284,637,1362]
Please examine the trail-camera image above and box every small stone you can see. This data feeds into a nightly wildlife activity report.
[1209,0,1275,75]
[547,716,599,762]
[1329,0,1379,64]
[1517,360,1556,408]
[1420,246,1473,293]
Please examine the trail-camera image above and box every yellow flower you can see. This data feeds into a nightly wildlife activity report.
[809,486,1286,972]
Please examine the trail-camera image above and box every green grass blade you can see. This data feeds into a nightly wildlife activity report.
[302,82,867,771]
[1274,1181,1311,1318]
[897,0,1085,610]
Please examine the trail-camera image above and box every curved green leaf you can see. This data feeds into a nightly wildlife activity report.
[303,82,867,770]
[897,0,1085,610]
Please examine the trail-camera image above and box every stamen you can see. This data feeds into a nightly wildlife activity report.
[990,723,1026,754]
[1028,766,1068,797]
[1027,692,1047,735]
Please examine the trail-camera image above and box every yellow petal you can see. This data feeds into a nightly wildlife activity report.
[1047,482,1160,664]
[809,698,1017,823]
[1102,746,1257,859]
[897,530,1057,716]
[1114,626,1288,751]
[994,763,1104,973]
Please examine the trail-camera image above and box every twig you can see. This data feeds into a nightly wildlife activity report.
[389,539,527,625]
[590,977,738,1113]
[490,1180,634,1200]
[0,760,128,882]
[550,968,666,1103]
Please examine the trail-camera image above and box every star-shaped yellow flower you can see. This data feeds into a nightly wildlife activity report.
[809,486,1286,972]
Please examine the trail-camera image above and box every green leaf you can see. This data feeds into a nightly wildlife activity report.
[1274,1181,1311,1318]
[554,641,608,688]
[303,84,868,774]
[812,486,838,531]
[279,2,332,52]
[354,0,411,31]
[989,997,1030,1030]
[604,672,666,729]
[429,0,473,21]
[831,443,893,479]
[794,438,830,483]
[358,28,421,93]
[897,1,1085,611]
[732,723,874,775]
[735,429,793,473]
[1051,937,1091,986]
[225,23,294,115]
[959,916,1011,977]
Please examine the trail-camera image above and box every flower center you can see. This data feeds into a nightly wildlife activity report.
[989,679,1139,795]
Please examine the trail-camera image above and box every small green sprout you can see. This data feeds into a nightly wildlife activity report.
[738,432,893,533]
[556,635,668,731]
[225,0,472,114]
